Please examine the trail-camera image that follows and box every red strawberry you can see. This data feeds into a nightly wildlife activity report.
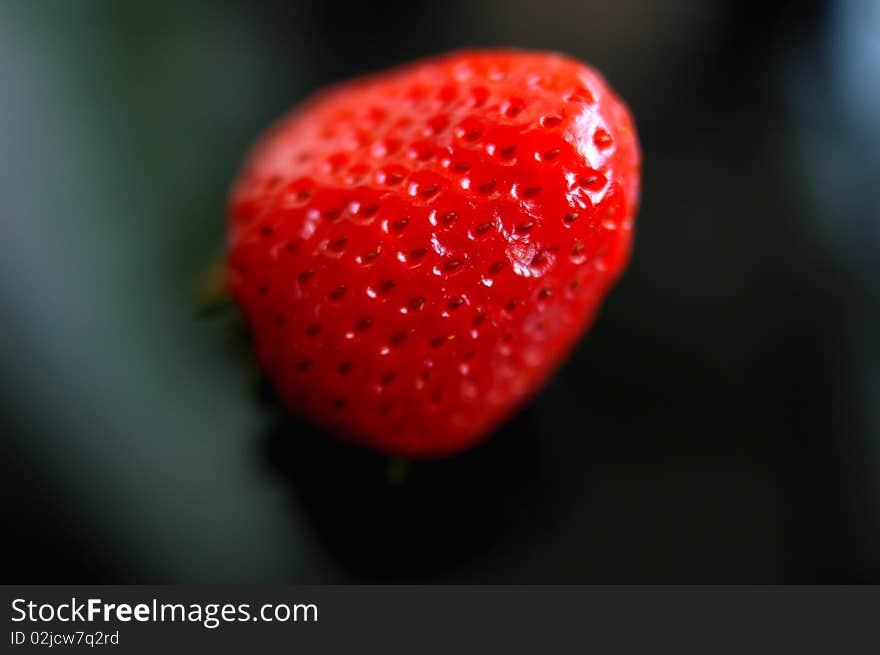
[228,49,641,457]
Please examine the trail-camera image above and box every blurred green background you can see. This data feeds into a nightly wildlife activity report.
[2,0,879,582]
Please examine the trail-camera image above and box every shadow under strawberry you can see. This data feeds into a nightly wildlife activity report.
[263,386,582,582]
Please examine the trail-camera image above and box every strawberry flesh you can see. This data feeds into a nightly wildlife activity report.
[228,49,641,457]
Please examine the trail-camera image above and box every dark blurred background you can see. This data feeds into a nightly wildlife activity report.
[2,0,879,583]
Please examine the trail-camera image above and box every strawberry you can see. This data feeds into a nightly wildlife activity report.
[228,49,641,457]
